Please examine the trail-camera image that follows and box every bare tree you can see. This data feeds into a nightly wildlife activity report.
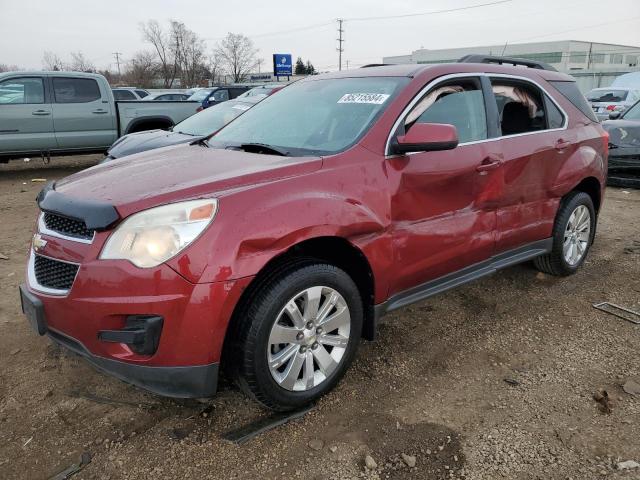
[141,20,179,87]
[215,33,258,83]
[69,52,95,72]
[171,21,208,88]
[42,51,64,71]
[0,64,20,73]
[122,51,158,88]
[209,53,222,85]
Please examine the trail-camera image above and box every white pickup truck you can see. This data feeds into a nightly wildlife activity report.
[0,71,200,162]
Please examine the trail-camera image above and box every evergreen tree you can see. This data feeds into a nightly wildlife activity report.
[305,60,316,75]
[294,57,306,75]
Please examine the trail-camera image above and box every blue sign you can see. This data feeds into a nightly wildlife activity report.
[273,54,292,76]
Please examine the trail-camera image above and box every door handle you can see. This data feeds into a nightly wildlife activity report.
[554,139,571,150]
[92,109,108,114]
[31,110,50,116]
[476,156,503,173]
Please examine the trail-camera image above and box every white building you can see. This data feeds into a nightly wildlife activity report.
[383,40,640,91]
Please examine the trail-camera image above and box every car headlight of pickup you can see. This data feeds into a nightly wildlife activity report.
[100,199,218,268]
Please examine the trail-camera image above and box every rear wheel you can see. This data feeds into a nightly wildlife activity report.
[231,262,363,411]
[534,191,595,276]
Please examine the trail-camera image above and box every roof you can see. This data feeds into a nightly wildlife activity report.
[0,70,105,79]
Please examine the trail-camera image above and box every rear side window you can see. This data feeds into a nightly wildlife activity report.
[0,77,44,104]
[53,78,101,103]
[549,81,598,123]
[135,90,148,98]
[113,89,135,100]
[406,79,487,143]
[491,79,549,136]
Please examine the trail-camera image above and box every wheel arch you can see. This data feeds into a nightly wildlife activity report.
[570,176,602,213]
[125,116,174,134]
[222,235,377,369]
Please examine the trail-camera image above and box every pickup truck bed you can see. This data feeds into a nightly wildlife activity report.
[0,71,200,162]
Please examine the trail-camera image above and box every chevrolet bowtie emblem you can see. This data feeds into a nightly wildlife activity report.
[32,233,47,252]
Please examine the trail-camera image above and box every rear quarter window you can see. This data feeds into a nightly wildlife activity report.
[548,81,598,123]
[53,78,101,103]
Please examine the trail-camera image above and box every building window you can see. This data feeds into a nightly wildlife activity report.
[627,55,638,67]
[569,51,587,63]
[590,53,605,64]
[610,54,624,64]
[515,52,563,64]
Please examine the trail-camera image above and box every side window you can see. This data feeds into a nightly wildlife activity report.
[491,80,548,136]
[545,95,565,129]
[0,77,45,104]
[113,90,135,101]
[212,89,229,102]
[53,78,101,103]
[405,79,487,144]
[230,88,246,99]
[135,90,148,98]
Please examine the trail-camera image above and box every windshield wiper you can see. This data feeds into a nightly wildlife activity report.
[190,138,209,147]
[238,143,290,156]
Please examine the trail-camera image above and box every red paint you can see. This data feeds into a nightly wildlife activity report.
[26,63,607,373]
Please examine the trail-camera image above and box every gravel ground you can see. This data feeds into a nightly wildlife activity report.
[0,156,639,480]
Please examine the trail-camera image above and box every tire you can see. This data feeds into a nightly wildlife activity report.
[533,191,596,276]
[230,262,363,411]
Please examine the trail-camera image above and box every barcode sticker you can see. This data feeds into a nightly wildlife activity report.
[337,93,390,104]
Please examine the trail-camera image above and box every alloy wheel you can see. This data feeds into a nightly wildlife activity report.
[267,286,351,392]
[563,205,591,266]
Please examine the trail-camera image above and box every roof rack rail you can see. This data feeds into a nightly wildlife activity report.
[360,63,393,68]
[457,54,557,72]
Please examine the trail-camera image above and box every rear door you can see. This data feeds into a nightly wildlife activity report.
[488,75,570,252]
[0,75,57,153]
[51,76,117,149]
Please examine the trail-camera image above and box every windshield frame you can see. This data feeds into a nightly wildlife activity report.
[208,75,410,157]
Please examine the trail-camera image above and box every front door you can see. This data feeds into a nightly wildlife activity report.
[0,75,56,153]
[388,75,502,295]
[51,76,117,149]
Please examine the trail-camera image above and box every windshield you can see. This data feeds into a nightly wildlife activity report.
[587,89,628,102]
[623,101,640,120]
[210,77,408,155]
[173,101,255,136]
[187,89,213,101]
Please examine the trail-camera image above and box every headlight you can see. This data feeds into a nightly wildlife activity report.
[100,199,218,268]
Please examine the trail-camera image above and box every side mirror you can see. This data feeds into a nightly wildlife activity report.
[608,111,622,120]
[391,123,459,155]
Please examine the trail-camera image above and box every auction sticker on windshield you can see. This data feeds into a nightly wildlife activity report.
[337,93,390,104]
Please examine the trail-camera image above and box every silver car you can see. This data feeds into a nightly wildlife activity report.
[586,87,640,121]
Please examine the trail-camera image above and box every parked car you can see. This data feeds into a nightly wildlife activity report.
[104,95,265,161]
[20,57,607,411]
[0,71,200,162]
[112,87,149,100]
[142,92,191,101]
[602,99,640,188]
[238,84,286,98]
[187,85,252,110]
[586,87,640,121]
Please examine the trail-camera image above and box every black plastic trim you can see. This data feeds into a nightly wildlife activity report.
[374,238,553,322]
[124,115,174,135]
[47,328,218,398]
[37,182,119,230]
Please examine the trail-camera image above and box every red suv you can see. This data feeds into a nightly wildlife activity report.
[20,57,607,411]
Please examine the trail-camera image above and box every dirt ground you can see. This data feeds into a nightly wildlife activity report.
[0,156,639,480]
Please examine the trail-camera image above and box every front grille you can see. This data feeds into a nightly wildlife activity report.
[43,212,94,240]
[33,254,79,291]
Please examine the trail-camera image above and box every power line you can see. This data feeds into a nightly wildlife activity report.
[337,19,345,71]
[345,0,514,22]
[112,52,122,77]
[511,15,640,43]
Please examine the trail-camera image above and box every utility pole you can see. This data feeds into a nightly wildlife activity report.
[336,18,344,71]
[113,52,122,78]
[346,60,350,70]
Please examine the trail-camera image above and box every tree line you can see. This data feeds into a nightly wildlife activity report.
[10,19,316,88]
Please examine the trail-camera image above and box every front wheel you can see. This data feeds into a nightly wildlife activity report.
[534,191,596,276]
[231,262,363,411]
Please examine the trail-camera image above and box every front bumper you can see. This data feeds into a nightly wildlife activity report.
[608,149,640,188]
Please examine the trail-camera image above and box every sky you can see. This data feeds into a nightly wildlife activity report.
[1,0,639,72]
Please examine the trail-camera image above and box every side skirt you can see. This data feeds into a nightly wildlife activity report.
[374,238,552,322]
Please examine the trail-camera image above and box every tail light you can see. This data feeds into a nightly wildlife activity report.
[601,130,610,154]
[196,106,203,112]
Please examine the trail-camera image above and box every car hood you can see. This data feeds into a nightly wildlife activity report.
[107,130,200,159]
[603,119,640,149]
[55,143,322,217]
